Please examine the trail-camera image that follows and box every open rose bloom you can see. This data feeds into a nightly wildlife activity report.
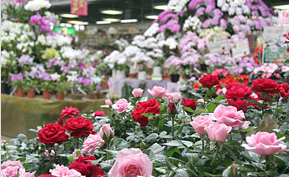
[108,148,153,177]
[148,86,168,98]
[112,98,131,113]
[242,132,287,155]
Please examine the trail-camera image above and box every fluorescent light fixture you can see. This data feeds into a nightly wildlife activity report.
[145,15,158,20]
[60,23,66,27]
[273,4,289,9]
[67,20,89,25]
[96,21,111,24]
[100,9,123,15]
[103,18,120,22]
[120,19,138,23]
[154,5,175,10]
[60,14,79,18]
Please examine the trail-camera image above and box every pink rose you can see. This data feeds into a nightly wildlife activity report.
[132,88,143,97]
[108,148,153,177]
[105,99,112,105]
[50,165,84,177]
[18,168,36,177]
[205,122,232,142]
[112,98,131,113]
[1,166,20,177]
[148,86,168,98]
[242,132,287,155]
[98,124,114,139]
[1,160,23,170]
[213,104,250,129]
[190,115,213,135]
[73,149,82,158]
[168,92,182,102]
[82,134,105,154]
[1,140,7,144]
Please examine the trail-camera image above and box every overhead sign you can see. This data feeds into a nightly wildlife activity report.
[71,0,88,16]
[209,35,229,53]
[232,39,250,58]
[278,11,289,26]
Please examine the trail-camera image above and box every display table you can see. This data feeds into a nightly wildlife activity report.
[1,94,108,139]
[109,78,179,96]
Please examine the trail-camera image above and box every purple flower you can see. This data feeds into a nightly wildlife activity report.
[11,73,23,81]
[38,72,51,80]
[54,60,61,66]
[203,19,212,28]
[82,78,92,86]
[82,66,95,78]
[77,77,84,84]
[29,12,41,25]
[68,63,76,68]
[234,66,243,74]
[48,16,58,25]
[97,84,101,91]
[46,58,56,68]
[220,19,227,28]
[171,24,180,33]
[188,77,196,82]
[196,7,205,16]
[18,54,34,67]
[77,62,86,70]
[205,0,215,13]
[60,66,69,73]
[39,17,50,32]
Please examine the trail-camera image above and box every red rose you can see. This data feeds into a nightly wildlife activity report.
[251,78,280,93]
[168,102,176,114]
[94,111,105,117]
[182,98,197,112]
[199,74,219,88]
[38,123,69,146]
[69,156,105,177]
[64,117,95,138]
[279,83,289,98]
[227,99,248,113]
[131,98,161,127]
[60,107,81,118]
[38,175,56,177]
[224,83,252,101]
[57,117,64,126]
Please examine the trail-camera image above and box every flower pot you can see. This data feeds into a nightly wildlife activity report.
[97,92,107,99]
[170,74,180,83]
[112,69,117,78]
[27,89,36,98]
[86,92,96,99]
[116,70,126,79]
[129,65,138,74]
[42,90,51,99]
[16,88,25,97]
[138,71,147,80]
[152,66,162,75]
[71,93,84,100]
[56,91,65,100]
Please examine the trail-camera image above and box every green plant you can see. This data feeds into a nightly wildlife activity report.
[55,82,69,93]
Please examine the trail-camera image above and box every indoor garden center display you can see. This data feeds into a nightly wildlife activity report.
[2,0,289,176]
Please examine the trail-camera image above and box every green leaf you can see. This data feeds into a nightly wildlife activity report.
[215,95,226,102]
[144,133,158,144]
[189,91,203,98]
[175,169,189,177]
[139,97,148,102]
[16,157,26,162]
[181,140,193,147]
[155,167,167,174]
[204,172,222,177]
[239,126,255,132]
[184,107,195,113]
[207,103,217,113]
[165,146,180,157]
[159,105,165,109]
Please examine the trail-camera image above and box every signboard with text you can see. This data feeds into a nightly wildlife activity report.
[209,35,229,53]
[278,11,289,26]
[263,26,289,63]
[232,39,250,58]
[71,0,88,16]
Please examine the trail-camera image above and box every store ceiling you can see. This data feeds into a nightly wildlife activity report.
[49,0,289,26]
[50,0,169,25]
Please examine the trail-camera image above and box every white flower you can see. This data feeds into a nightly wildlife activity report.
[50,73,61,81]
[24,0,51,11]
[66,74,78,82]
[91,76,102,84]
[222,3,229,12]
[2,20,13,32]
[144,23,159,37]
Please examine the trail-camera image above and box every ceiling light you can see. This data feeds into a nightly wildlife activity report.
[153,5,175,10]
[145,15,158,20]
[273,4,289,9]
[67,21,89,25]
[103,18,120,22]
[96,21,111,24]
[120,19,137,23]
[100,10,123,15]
[60,14,79,18]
